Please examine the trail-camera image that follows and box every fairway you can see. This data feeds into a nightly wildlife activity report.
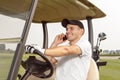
[0,53,120,80]
[99,59,120,80]
[0,53,14,80]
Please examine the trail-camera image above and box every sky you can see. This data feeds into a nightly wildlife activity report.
[88,0,120,50]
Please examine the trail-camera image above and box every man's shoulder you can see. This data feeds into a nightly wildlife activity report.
[76,39,91,49]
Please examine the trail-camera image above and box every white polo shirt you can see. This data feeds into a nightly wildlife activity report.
[55,38,92,80]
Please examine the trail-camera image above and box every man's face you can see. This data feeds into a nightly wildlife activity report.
[66,24,83,41]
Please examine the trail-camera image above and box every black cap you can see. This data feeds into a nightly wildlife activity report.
[62,19,84,29]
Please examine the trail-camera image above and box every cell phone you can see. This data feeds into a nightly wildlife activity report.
[63,35,67,41]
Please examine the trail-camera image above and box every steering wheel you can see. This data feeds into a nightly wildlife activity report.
[20,46,54,79]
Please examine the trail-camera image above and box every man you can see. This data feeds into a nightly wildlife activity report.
[27,19,92,80]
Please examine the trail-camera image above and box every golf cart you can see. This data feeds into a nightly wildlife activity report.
[0,0,106,80]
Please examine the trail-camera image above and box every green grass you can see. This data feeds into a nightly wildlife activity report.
[99,59,120,80]
[0,53,14,80]
[0,53,120,80]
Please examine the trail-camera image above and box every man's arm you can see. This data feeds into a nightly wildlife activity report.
[46,33,65,66]
[45,45,82,57]
[46,33,68,65]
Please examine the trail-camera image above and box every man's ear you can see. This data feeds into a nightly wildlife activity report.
[79,29,84,35]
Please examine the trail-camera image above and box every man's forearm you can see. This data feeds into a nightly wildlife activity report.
[44,46,70,57]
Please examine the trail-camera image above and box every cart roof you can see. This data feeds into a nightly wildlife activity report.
[0,0,106,23]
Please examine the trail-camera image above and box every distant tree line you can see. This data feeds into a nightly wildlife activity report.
[0,44,14,53]
[101,49,120,55]
[0,44,5,50]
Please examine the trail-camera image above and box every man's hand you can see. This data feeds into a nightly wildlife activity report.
[50,33,66,48]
